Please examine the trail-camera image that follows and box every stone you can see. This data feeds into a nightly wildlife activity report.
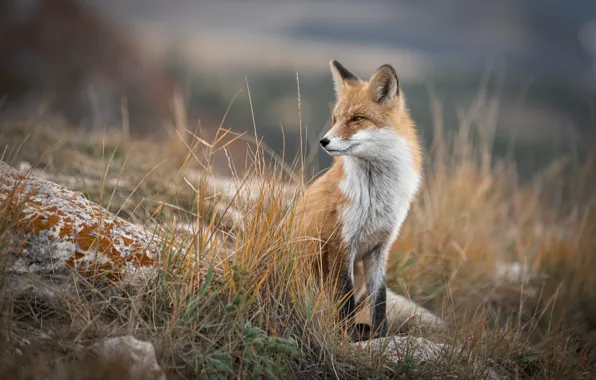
[90,336,166,380]
[354,335,447,363]
[0,160,179,284]
[353,336,508,380]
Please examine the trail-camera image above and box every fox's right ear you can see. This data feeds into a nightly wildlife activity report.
[330,60,359,97]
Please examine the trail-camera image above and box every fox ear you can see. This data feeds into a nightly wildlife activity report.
[369,64,399,105]
[330,60,359,96]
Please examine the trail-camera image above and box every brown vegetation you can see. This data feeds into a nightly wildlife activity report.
[0,83,595,378]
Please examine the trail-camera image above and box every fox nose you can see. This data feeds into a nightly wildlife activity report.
[320,138,330,148]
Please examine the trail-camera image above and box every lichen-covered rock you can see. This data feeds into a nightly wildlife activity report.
[0,161,165,282]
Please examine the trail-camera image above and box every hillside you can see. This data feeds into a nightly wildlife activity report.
[1,98,595,378]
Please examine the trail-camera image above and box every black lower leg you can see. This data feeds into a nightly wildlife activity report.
[339,272,358,340]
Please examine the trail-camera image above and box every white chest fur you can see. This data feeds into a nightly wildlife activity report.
[338,130,420,260]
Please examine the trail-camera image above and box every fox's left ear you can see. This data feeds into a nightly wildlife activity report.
[368,64,400,105]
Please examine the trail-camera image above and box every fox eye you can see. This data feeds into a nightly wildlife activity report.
[332,116,337,124]
[351,116,364,122]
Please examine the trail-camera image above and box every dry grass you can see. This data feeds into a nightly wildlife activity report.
[0,83,595,379]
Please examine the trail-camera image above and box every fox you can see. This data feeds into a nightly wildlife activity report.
[293,60,424,340]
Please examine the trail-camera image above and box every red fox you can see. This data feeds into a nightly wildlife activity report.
[293,60,423,340]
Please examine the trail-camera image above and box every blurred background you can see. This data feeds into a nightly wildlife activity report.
[1,0,595,178]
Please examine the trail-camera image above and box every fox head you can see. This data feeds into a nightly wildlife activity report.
[320,60,417,161]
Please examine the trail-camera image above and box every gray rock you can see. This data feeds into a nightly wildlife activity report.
[354,335,447,363]
[353,336,508,380]
[90,335,166,380]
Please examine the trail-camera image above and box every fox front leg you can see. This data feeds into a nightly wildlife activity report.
[363,247,388,338]
[332,259,360,341]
